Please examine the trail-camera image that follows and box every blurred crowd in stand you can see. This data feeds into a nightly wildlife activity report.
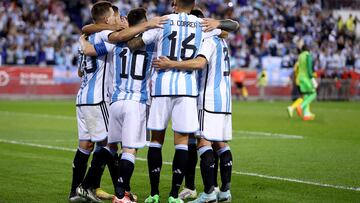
[0,0,359,99]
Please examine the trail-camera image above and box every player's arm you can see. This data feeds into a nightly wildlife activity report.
[153,37,215,70]
[306,54,314,79]
[78,67,84,77]
[307,54,319,88]
[127,24,162,50]
[79,35,97,56]
[108,16,168,43]
[82,23,124,35]
[202,18,240,32]
[77,51,84,77]
[153,56,207,71]
[79,35,111,57]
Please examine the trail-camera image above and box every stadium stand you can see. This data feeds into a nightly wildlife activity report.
[0,0,359,100]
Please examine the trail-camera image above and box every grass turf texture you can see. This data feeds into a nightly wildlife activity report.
[0,100,359,202]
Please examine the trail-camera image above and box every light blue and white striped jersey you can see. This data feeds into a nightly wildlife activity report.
[142,13,221,97]
[111,41,156,104]
[76,30,115,106]
[197,36,232,114]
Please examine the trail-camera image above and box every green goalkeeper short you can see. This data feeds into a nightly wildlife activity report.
[299,77,315,93]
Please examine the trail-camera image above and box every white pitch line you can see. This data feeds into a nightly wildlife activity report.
[233,171,360,191]
[0,111,75,120]
[0,139,76,152]
[0,139,359,192]
[234,130,304,139]
[20,139,77,143]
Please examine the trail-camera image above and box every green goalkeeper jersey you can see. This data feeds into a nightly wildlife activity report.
[296,51,315,93]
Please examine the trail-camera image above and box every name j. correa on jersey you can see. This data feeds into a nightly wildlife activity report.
[169,20,198,28]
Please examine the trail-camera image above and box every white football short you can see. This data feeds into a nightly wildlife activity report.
[148,97,199,133]
[76,102,109,142]
[197,109,232,142]
[108,100,148,149]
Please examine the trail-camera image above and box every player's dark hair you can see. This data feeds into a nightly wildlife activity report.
[190,8,204,18]
[127,8,147,26]
[301,44,309,52]
[177,0,195,8]
[112,5,119,14]
[91,1,113,22]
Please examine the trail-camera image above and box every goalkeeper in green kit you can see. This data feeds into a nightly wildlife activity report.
[296,43,318,121]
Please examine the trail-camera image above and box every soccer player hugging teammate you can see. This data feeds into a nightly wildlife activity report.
[77,4,167,203]
[127,0,239,202]
[70,1,117,202]
[152,7,239,203]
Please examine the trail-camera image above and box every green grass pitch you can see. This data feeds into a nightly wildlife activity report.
[0,100,359,202]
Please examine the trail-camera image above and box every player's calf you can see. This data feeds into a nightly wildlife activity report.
[115,150,136,200]
[217,146,232,194]
[169,144,189,198]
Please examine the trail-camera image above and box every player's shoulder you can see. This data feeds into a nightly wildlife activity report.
[186,14,203,23]
[95,30,113,38]
[166,13,179,19]
[168,13,201,21]
[98,29,113,34]
[299,51,309,58]
[203,35,220,44]
[92,30,113,43]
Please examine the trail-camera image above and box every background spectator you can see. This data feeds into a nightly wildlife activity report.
[0,0,358,82]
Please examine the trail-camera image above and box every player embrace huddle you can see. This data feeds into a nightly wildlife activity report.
[70,1,239,203]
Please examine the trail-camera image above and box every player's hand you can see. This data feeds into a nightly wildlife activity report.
[146,16,169,29]
[117,16,129,30]
[201,18,220,32]
[153,56,172,70]
[79,34,86,41]
[79,34,87,50]
[311,78,318,89]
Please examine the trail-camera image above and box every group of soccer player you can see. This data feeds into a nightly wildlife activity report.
[69,0,239,203]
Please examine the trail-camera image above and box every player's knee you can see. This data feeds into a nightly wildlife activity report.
[150,130,165,144]
[212,141,228,151]
[174,132,190,145]
[79,141,94,152]
[197,138,211,149]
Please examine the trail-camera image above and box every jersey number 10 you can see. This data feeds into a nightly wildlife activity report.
[118,49,148,81]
